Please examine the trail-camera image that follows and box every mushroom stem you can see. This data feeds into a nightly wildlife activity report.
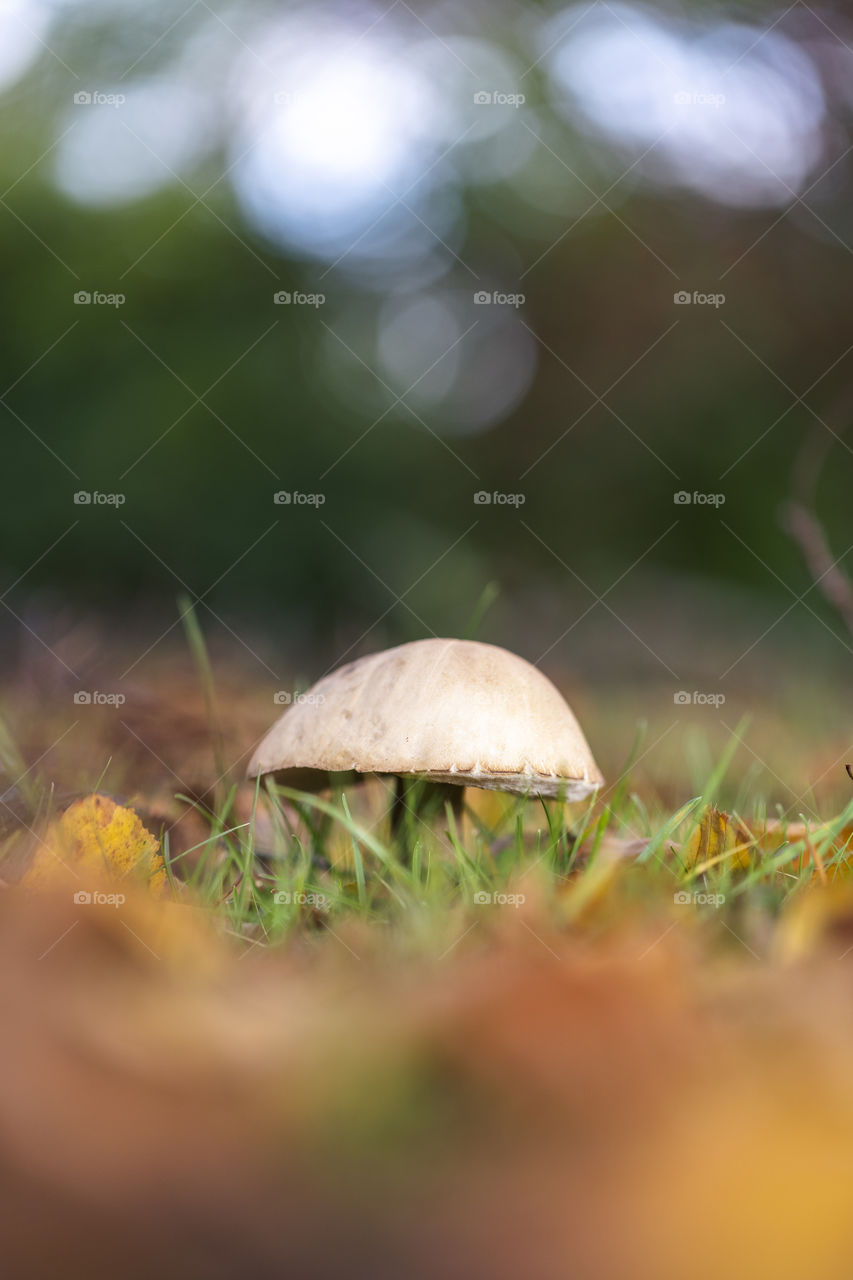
[390,777,465,840]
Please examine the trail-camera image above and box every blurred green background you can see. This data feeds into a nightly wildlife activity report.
[2,0,852,689]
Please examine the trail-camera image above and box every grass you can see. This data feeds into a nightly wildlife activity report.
[3,601,852,965]
[154,605,853,955]
[148,727,853,961]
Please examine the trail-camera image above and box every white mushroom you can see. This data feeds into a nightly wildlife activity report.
[249,638,602,801]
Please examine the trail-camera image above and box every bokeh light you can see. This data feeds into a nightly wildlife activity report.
[545,2,827,206]
[0,0,52,93]
[229,13,450,261]
[53,76,213,206]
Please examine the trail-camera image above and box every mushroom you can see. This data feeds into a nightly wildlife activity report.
[249,639,602,826]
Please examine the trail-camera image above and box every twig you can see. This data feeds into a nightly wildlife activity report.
[784,414,853,641]
[784,502,853,640]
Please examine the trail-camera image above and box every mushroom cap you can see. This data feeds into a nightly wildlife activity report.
[249,638,603,800]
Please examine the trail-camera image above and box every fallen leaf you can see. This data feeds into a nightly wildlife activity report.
[680,805,752,872]
[23,793,167,895]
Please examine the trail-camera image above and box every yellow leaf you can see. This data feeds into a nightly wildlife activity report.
[681,805,752,872]
[23,794,167,895]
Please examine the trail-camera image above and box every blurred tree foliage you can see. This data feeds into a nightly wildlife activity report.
[1,0,852,647]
